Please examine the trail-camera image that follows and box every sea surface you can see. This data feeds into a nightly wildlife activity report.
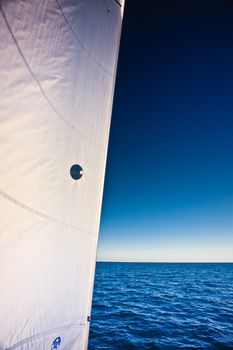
[88,262,233,350]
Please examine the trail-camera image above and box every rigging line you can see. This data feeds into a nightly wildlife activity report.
[0,189,95,237]
[0,3,104,150]
[7,322,85,350]
[55,0,113,77]
[113,0,122,7]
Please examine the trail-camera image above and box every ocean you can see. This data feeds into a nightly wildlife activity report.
[88,262,233,350]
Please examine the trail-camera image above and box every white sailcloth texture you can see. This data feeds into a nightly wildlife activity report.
[0,0,124,349]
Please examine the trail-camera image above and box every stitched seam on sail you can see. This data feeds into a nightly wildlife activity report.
[55,0,113,77]
[6,322,85,350]
[0,189,95,237]
[0,4,75,131]
[0,4,105,151]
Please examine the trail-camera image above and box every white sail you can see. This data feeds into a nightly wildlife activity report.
[0,0,124,349]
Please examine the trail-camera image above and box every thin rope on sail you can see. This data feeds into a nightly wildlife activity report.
[0,188,95,237]
[113,0,122,7]
[0,3,105,151]
[55,0,113,77]
[7,321,86,350]
[106,0,122,9]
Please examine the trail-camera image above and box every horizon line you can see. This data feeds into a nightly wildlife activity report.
[97,260,233,263]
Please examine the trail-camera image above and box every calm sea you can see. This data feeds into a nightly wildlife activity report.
[88,262,233,350]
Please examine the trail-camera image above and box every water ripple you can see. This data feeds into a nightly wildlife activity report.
[89,263,233,350]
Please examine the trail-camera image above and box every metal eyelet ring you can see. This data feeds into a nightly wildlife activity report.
[70,164,84,180]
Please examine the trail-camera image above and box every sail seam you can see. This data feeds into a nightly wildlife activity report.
[0,189,95,237]
[0,3,105,150]
[0,4,77,131]
[6,322,85,350]
[55,0,113,77]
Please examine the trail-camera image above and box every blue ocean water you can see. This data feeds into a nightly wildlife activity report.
[88,262,233,350]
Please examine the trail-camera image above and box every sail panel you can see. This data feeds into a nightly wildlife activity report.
[0,0,124,348]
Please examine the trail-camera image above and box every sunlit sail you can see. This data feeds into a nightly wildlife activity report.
[0,0,124,348]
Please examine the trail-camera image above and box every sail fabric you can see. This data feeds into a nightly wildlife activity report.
[0,0,124,349]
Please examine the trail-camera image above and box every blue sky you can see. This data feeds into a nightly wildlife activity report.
[97,0,233,262]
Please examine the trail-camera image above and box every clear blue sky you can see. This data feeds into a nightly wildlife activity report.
[97,0,233,262]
